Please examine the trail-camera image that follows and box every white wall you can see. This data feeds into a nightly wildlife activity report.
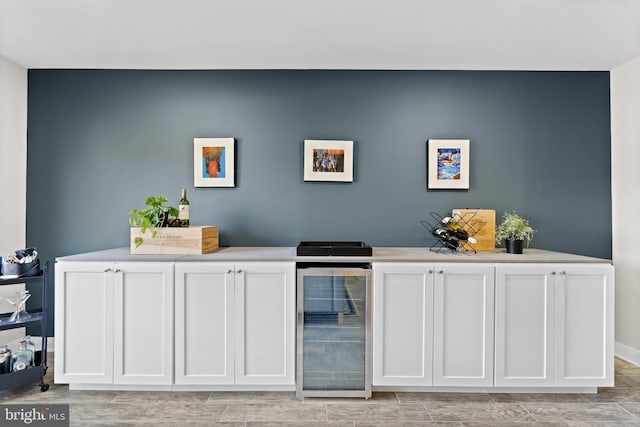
[0,54,27,253]
[611,55,640,364]
[0,54,28,343]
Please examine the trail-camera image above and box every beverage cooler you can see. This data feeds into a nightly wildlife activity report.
[296,263,372,399]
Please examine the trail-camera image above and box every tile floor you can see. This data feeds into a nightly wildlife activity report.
[1,356,640,426]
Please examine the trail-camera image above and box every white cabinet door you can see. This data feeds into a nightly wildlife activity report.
[555,264,614,387]
[113,263,174,385]
[495,265,555,387]
[234,262,295,385]
[54,262,114,384]
[372,263,433,386]
[433,265,494,387]
[174,263,235,385]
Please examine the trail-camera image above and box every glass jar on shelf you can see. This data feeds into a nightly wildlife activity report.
[24,335,37,366]
[11,341,33,371]
[0,345,11,374]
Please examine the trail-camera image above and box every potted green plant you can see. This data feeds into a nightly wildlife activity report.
[129,196,179,248]
[495,211,535,254]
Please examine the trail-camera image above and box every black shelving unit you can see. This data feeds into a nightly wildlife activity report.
[0,262,49,392]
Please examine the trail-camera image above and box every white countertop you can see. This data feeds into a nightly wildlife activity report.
[55,246,612,264]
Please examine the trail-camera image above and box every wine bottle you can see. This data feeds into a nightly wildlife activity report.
[178,188,190,227]
[432,228,459,250]
[441,216,475,242]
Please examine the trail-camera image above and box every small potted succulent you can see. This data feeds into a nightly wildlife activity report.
[495,211,535,254]
[129,196,179,248]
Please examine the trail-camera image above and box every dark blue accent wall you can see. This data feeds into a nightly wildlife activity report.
[26,70,611,335]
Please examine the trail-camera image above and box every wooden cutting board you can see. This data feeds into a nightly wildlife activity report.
[452,209,496,251]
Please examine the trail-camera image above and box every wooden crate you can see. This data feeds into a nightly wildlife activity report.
[130,226,219,254]
[452,209,496,251]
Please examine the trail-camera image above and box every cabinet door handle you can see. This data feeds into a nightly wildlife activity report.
[103,268,112,272]
[551,271,556,275]
[226,269,233,274]
[114,269,121,273]
[236,269,243,274]
[428,269,433,274]
[438,270,444,274]
[560,271,566,275]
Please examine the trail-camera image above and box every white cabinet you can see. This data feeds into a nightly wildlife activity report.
[495,265,555,387]
[174,263,234,385]
[433,265,494,387]
[55,262,173,385]
[174,262,295,386]
[235,263,295,386]
[372,263,433,386]
[555,265,614,387]
[55,262,114,384]
[113,263,174,385]
[495,264,613,387]
[55,251,613,392]
[372,263,494,387]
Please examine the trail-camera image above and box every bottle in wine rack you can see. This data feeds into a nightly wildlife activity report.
[432,228,460,250]
[441,216,477,243]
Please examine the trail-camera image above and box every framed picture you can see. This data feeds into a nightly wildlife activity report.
[194,137,235,187]
[303,139,354,182]
[427,139,470,190]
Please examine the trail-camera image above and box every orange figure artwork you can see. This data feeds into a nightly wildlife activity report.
[202,146,226,178]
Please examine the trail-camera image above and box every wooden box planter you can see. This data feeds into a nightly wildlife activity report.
[130,226,219,254]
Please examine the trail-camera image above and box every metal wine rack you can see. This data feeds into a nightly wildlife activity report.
[421,211,488,254]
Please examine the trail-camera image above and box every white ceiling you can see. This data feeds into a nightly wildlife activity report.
[1,0,639,70]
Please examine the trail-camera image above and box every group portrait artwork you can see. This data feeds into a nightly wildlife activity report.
[312,148,345,173]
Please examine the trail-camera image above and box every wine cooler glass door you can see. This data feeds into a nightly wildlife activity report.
[296,267,371,398]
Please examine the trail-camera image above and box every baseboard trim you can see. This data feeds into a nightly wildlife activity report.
[615,341,640,366]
